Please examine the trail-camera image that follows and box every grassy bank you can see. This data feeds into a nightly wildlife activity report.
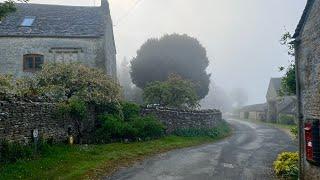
[241,118,296,138]
[0,124,231,179]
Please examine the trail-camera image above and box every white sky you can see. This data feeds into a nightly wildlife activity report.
[4,0,307,104]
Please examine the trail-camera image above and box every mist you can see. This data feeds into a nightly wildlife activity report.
[22,0,306,105]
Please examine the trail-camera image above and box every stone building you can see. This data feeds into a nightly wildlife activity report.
[0,0,117,79]
[294,0,320,179]
[239,103,267,121]
[266,78,282,122]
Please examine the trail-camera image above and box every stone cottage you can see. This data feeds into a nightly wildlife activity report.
[0,0,117,79]
[294,0,320,179]
[266,78,297,123]
[239,103,267,121]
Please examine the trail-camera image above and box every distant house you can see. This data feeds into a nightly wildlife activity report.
[294,0,320,179]
[0,0,117,79]
[266,78,282,122]
[239,103,267,121]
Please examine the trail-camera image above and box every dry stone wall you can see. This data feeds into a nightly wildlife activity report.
[141,107,223,134]
[0,101,96,144]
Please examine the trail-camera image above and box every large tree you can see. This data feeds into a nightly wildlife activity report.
[143,74,199,109]
[130,34,211,99]
[0,0,27,19]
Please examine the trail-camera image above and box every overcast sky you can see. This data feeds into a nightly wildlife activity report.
[11,0,307,104]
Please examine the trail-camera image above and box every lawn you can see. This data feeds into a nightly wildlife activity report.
[0,134,230,179]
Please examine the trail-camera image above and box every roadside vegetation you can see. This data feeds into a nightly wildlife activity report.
[0,62,230,179]
[0,126,231,179]
[273,152,299,180]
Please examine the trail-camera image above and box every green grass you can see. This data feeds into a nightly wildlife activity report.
[241,118,297,138]
[0,130,231,180]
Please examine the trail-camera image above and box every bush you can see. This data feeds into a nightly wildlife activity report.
[278,114,296,125]
[143,74,200,109]
[0,139,51,164]
[131,116,165,140]
[290,127,298,139]
[174,121,231,138]
[121,102,141,121]
[273,152,299,179]
[95,114,165,143]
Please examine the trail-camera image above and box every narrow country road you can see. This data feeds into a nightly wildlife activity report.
[107,119,297,180]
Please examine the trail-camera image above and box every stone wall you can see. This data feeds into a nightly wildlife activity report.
[296,0,320,179]
[141,107,223,134]
[0,101,96,144]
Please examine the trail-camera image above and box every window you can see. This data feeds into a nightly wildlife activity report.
[21,16,35,27]
[23,54,44,72]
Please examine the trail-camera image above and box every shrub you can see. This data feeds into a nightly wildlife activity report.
[273,152,299,179]
[95,114,164,143]
[290,127,298,139]
[0,139,51,164]
[0,74,15,100]
[143,74,200,109]
[278,114,296,125]
[121,102,141,121]
[131,116,165,140]
[174,121,231,138]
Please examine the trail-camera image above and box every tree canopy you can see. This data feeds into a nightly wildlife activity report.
[130,34,211,99]
[0,0,27,19]
[143,74,199,109]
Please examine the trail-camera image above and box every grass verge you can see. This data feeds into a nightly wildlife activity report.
[0,123,231,180]
[240,118,296,139]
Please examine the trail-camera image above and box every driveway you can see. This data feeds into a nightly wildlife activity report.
[107,119,297,180]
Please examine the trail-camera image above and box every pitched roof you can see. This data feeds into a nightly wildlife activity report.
[240,103,267,112]
[0,3,106,37]
[293,0,316,38]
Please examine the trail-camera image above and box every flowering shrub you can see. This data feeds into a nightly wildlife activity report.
[0,63,121,104]
[273,152,299,179]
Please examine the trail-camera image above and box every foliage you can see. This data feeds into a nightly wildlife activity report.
[121,101,141,121]
[131,116,165,140]
[230,88,248,107]
[279,32,296,96]
[130,34,211,99]
[280,64,296,96]
[0,136,217,179]
[0,139,51,164]
[35,63,121,103]
[0,74,15,100]
[57,98,87,120]
[1,63,121,103]
[174,121,231,138]
[143,74,200,109]
[95,114,165,143]
[278,114,296,125]
[273,152,299,179]
[290,126,298,139]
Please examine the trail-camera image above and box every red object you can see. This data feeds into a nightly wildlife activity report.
[305,123,313,161]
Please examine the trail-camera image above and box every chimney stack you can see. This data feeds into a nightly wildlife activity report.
[101,0,109,10]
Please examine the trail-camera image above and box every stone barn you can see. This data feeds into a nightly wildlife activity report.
[0,0,117,79]
[294,0,320,179]
[266,78,282,122]
[239,103,267,121]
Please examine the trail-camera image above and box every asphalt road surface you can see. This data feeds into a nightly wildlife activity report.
[107,119,297,180]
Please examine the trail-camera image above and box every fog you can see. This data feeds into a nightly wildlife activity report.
[17,0,306,105]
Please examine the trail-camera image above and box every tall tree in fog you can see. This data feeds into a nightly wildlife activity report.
[230,88,248,107]
[130,34,211,99]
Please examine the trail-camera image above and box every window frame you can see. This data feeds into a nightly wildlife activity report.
[23,54,44,72]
